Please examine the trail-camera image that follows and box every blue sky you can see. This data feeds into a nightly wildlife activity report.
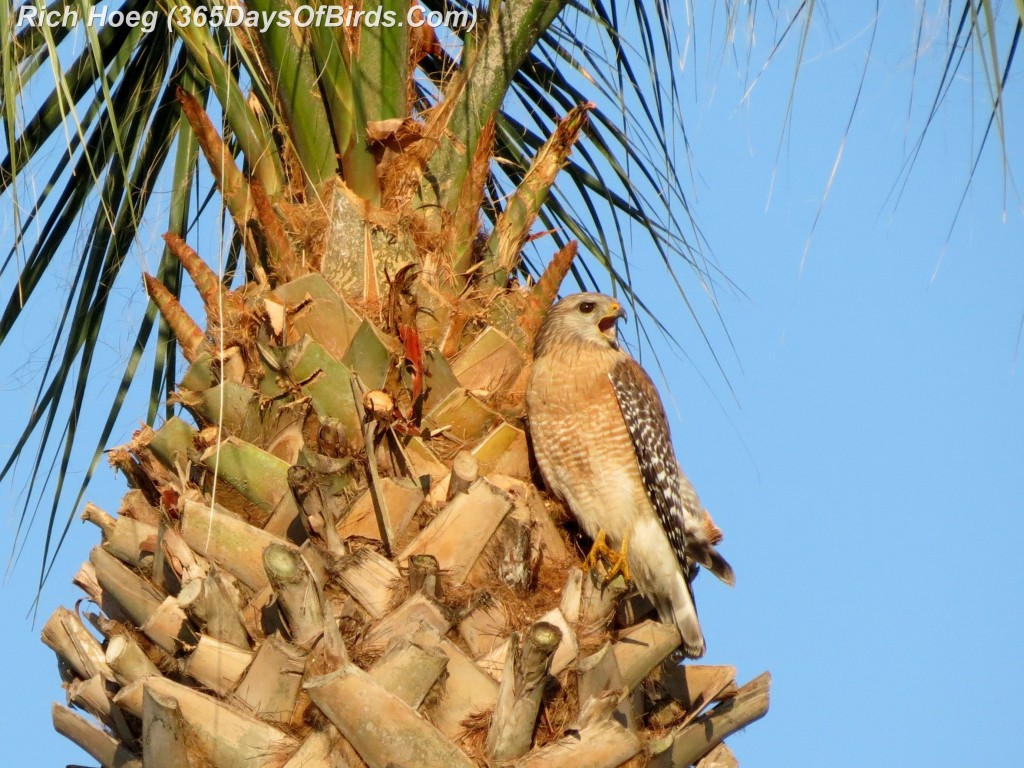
[2,3,1023,766]
[630,4,1024,764]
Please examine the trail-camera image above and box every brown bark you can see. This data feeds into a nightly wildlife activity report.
[407,553,442,600]
[281,726,365,768]
[445,450,479,499]
[409,622,499,739]
[495,517,533,594]
[142,687,193,768]
[306,665,477,768]
[97,512,159,570]
[41,605,113,683]
[183,634,252,694]
[175,88,294,276]
[89,546,163,627]
[517,719,641,768]
[696,743,739,768]
[177,568,252,650]
[359,417,395,557]
[52,704,142,768]
[263,544,325,647]
[458,594,508,657]
[105,633,160,685]
[577,643,632,730]
[610,619,681,690]
[159,525,210,586]
[180,499,294,592]
[162,232,241,319]
[399,478,512,585]
[334,548,400,619]
[522,240,578,339]
[82,502,115,535]
[335,478,423,545]
[580,569,630,631]
[669,672,772,766]
[289,463,349,556]
[368,638,448,709]
[232,632,306,724]
[68,674,133,742]
[140,596,197,655]
[114,676,298,767]
[362,593,451,652]
[486,621,562,761]
[660,663,739,727]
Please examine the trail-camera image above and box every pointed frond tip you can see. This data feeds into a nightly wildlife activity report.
[522,240,579,341]
[175,88,295,278]
[488,103,594,281]
[161,234,239,319]
[143,274,204,362]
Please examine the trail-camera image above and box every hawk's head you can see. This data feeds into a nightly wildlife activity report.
[534,292,627,357]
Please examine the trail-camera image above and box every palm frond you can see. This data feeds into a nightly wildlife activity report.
[3,0,1018,585]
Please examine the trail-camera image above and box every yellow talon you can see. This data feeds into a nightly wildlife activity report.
[584,530,631,584]
[583,530,609,571]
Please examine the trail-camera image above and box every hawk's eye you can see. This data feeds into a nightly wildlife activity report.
[579,301,596,314]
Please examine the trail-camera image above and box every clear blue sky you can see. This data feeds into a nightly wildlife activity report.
[2,3,1022,766]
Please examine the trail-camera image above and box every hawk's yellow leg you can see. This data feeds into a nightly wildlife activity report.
[584,530,631,584]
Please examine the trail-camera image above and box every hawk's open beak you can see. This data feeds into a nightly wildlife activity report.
[598,303,627,338]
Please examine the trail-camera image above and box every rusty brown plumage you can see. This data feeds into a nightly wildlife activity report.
[526,292,733,658]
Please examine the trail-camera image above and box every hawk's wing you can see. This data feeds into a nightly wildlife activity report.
[608,358,689,569]
[609,358,734,586]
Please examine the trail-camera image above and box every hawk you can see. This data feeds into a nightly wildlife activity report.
[525,292,734,657]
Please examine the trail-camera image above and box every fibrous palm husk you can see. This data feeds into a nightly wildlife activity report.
[46,98,768,767]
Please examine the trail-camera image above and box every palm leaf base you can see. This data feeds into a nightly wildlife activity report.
[43,269,768,767]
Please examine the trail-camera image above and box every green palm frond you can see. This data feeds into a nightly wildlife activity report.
[2,0,1019,587]
[0,0,708,584]
[890,2,1021,222]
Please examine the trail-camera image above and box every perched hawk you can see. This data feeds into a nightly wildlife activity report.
[526,292,733,657]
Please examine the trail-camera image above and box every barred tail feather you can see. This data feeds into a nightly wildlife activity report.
[658,569,706,659]
[687,544,735,587]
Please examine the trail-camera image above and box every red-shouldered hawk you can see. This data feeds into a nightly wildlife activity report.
[526,292,734,658]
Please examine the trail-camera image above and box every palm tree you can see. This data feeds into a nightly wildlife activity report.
[4,0,772,764]
[6,0,1018,764]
